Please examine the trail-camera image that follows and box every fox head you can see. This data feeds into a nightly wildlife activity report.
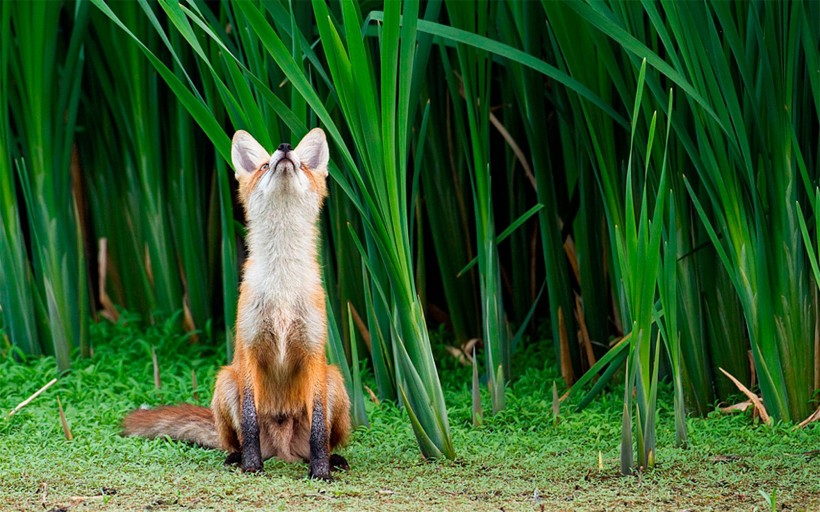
[230,128,329,220]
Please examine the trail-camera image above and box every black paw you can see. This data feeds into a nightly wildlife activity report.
[329,454,349,472]
[308,460,332,481]
[241,462,264,473]
[224,452,242,466]
[242,450,262,473]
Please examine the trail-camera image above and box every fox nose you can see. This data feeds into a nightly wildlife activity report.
[277,143,292,153]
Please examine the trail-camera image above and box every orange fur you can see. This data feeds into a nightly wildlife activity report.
[123,128,350,472]
[123,404,219,448]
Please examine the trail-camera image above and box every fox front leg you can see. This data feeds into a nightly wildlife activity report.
[240,385,263,473]
[308,395,331,481]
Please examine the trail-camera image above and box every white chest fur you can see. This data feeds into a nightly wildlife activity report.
[237,191,325,363]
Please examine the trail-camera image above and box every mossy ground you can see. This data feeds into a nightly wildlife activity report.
[2,315,818,511]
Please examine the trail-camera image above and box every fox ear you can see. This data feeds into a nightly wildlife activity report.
[294,128,329,177]
[231,130,269,180]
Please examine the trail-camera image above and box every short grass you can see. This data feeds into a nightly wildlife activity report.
[1,315,819,511]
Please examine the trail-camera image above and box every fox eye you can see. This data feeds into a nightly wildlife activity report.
[260,163,269,172]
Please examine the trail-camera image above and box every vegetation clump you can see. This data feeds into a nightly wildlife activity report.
[1,317,818,511]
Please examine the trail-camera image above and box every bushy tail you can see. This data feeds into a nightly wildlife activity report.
[122,404,220,449]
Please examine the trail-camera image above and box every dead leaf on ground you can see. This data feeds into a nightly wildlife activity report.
[718,368,770,425]
[57,396,73,441]
[712,455,742,463]
[798,406,820,428]
[445,338,480,366]
[719,400,751,414]
[364,385,380,406]
[797,407,820,428]
[8,378,58,416]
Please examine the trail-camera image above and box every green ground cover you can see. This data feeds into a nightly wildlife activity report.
[2,316,818,511]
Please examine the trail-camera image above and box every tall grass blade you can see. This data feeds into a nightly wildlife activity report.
[445,0,508,412]
[0,1,39,356]
[9,0,91,367]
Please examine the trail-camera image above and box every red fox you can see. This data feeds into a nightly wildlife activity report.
[123,128,351,480]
